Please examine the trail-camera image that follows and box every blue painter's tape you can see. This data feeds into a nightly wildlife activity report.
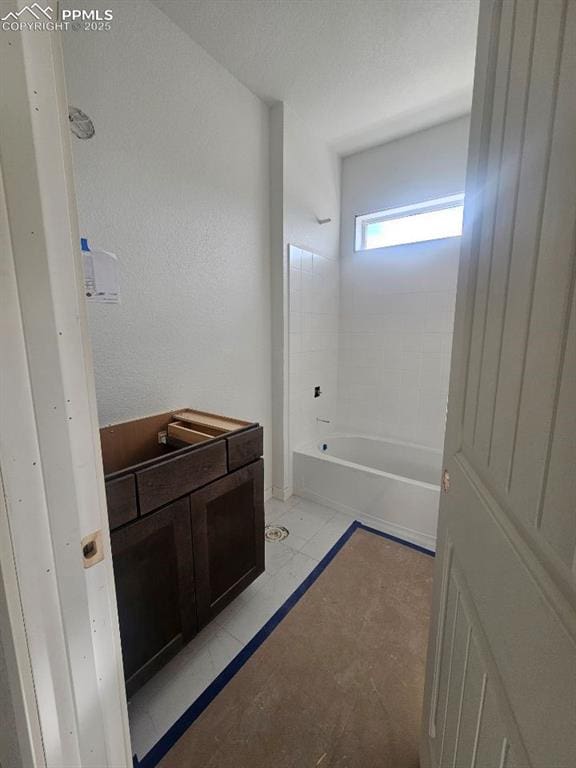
[133,521,434,768]
[81,237,90,252]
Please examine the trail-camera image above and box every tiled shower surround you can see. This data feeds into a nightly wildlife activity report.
[288,235,459,455]
[289,245,340,451]
[338,239,458,449]
[288,118,468,461]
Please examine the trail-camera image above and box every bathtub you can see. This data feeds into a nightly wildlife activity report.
[293,434,442,551]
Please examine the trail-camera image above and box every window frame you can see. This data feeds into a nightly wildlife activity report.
[354,192,465,252]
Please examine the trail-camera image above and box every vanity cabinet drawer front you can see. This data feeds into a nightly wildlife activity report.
[227,426,263,472]
[136,440,227,514]
[106,474,138,529]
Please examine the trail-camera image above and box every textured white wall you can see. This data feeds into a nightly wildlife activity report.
[284,108,340,486]
[338,117,470,449]
[62,1,272,487]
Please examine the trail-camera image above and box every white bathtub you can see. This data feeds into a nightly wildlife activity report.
[293,434,442,551]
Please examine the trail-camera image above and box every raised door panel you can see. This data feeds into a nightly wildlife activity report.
[460,0,576,574]
[461,0,516,454]
[111,497,196,696]
[428,539,536,768]
[191,460,265,627]
[538,285,576,565]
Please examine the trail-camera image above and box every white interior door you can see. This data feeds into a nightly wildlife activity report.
[421,1,576,766]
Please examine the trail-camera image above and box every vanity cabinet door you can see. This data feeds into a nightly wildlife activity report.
[191,459,264,627]
[111,497,196,697]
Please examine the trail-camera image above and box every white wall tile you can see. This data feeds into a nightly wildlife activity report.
[300,248,314,273]
[289,287,301,316]
[289,247,339,453]
[289,266,302,293]
[336,119,468,448]
[289,246,302,270]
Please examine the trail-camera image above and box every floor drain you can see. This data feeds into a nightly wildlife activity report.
[265,525,289,543]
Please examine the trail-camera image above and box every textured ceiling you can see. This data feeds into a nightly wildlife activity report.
[153,0,479,156]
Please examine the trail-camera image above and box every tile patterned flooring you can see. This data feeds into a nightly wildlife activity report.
[129,496,366,760]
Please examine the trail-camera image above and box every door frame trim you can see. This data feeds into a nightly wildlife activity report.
[0,9,131,766]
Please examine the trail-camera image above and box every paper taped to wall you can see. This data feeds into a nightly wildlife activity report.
[82,238,120,303]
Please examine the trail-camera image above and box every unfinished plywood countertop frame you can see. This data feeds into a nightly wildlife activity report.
[168,408,252,447]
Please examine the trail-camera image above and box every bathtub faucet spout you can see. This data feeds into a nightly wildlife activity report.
[316,417,331,423]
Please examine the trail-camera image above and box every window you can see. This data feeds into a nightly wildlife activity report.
[355,193,465,251]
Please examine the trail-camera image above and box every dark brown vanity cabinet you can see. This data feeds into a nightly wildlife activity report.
[101,409,264,696]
